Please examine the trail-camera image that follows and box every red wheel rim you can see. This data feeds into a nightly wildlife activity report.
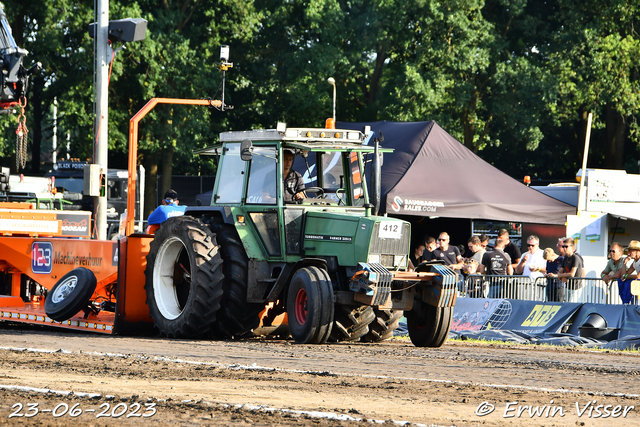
[294,288,307,324]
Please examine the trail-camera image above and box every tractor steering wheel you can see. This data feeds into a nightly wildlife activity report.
[303,187,325,199]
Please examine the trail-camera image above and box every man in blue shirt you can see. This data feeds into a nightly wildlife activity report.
[148,189,187,225]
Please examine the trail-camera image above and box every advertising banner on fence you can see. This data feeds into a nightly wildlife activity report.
[451,299,506,332]
[453,298,582,335]
[498,301,582,335]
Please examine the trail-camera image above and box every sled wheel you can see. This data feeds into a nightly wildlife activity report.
[406,302,453,348]
[286,266,334,344]
[362,309,403,342]
[211,223,264,339]
[44,267,97,321]
[329,304,375,342]
[145,216,224,338]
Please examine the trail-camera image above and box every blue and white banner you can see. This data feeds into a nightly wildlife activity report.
[453,298,581,335]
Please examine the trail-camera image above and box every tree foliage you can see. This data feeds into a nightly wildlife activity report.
[3,0,640,194]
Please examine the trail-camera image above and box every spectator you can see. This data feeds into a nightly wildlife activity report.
[616,240,640,304]
[515,235,546,281]
[409,243,425,270]
[478,236,513,298]
[148,189,187,225]
[498,229,521,271]
[601,242,626,284]
[433,232,463,272]
[479,233,490,250]
[422,236,437,262]
[557,236,585,277]
[542,248,564,302]
[478,237,513,276]
[548,237,583,302]
[467,235,486,264]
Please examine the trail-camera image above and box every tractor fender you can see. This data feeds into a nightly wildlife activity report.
[183,206,234,224]
[265,258,328,302]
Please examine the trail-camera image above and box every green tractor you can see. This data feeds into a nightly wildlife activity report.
[145,123,456,346]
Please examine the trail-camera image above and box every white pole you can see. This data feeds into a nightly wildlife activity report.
[95,0,109,239]
[577,113,593,213]
[52,98,57,165]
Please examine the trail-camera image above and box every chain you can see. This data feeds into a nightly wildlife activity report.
[15,96,28,170]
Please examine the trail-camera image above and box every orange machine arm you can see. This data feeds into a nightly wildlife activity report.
[126,98,222,236]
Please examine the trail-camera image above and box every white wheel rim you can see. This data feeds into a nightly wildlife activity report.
[153,236,188,320]
[52,275,78,303]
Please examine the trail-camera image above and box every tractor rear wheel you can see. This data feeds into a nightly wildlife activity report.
[362,309,403,342]
[329,305,375,342]
[145,216,224,338]
[211,223,264,338]
[45,267,97,321]
[406,302,453,348]
[286,266,334,344]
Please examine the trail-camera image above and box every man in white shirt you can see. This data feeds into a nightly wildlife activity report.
[515,235,546,281]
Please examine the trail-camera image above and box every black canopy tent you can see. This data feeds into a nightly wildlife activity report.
[337,120,575,226]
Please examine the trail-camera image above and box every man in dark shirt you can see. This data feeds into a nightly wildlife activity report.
[421,236,437,262]
[432,232,463,271]
[478,237,513,276]
[433,232,464,291]
[548,237,583,302]
[478,236,513,298]
[480,233,490,251]
[498,228,521,271]
[283,149,305,202]
[409,243,425,270]
[557,237,584,276]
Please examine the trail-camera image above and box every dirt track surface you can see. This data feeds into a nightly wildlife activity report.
[1,323,639,426]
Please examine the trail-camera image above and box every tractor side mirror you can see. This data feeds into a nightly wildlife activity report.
[240,139,253,161]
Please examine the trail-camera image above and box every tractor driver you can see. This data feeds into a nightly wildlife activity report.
[283,149,305,202]
[148,189,187,225]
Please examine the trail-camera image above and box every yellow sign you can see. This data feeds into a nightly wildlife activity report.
[521,305,561,327]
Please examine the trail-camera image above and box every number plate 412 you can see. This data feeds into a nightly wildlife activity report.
[378,221,402,239]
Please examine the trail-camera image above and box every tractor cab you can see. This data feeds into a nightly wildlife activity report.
[195,124,402,266]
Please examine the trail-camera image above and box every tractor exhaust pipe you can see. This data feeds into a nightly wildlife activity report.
[370,131,383,216]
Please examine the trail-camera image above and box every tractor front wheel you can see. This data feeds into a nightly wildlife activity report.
[406,302,453,348]
[286,266,334,344]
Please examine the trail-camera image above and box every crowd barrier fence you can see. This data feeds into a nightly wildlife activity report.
[462,275,638,305]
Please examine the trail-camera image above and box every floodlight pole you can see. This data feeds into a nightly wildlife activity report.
[95,0,109,240]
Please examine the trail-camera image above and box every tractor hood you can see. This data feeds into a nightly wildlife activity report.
[302,211,410,268]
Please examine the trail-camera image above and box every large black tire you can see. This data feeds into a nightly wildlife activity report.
[329,305,375,342]
[286,266,334,344]
[362,309,403,342]
[211,223,264,338]
[406,302,453,348]
[44,267,97,321]
[145,216,224,338]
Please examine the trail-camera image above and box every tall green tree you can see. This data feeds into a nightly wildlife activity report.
[545,0,640,171]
